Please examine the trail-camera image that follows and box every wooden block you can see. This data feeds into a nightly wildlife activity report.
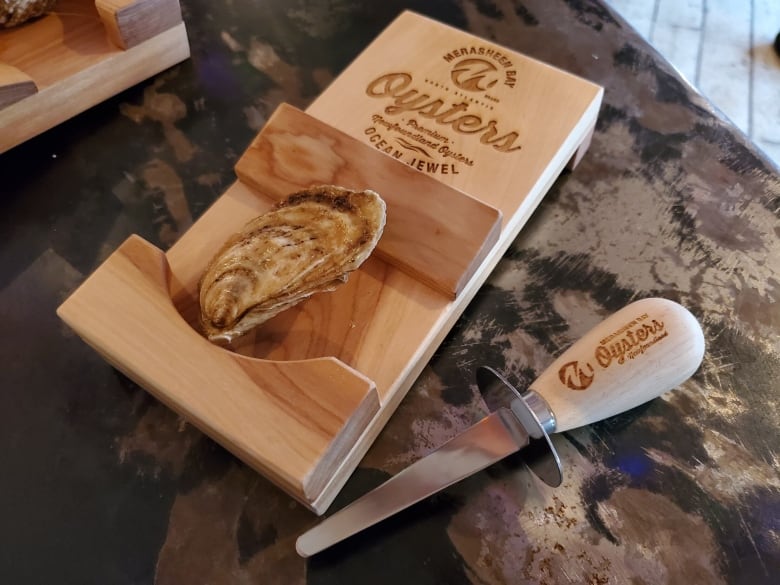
[58,13,603,514]
[0,63,37,110]
[0,0,190,153]
[96,0,183,49]
[235,104,502,298]
[57,235,380,504]
[60,109,503,512]
[306,11,603,228]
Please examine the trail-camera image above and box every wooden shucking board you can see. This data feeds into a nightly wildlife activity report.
[0,0,189,153]
[57,12,602,514]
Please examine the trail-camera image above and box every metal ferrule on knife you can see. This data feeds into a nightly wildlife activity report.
[297,298,705,557]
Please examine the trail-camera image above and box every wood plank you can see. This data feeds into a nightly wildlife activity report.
[650,25,700,85]
[751,0,780,165]
[698,0,752,132]
[649,0,702,84]
[306,11,603,235]
[57,235,380,504]
[96,0,183,49]
[0,0,189,153]
[0,22,189,153]
[653,0,702,30]
[235,104,503,299]
[0,0,112,87]
[58,11,603,514]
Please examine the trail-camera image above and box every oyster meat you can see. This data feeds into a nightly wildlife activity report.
[198,185,386,344]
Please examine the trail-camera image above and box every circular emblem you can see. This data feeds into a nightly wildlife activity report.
[558,361,595,391]
[450,58,499,92]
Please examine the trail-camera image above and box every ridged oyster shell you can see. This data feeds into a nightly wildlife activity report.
[0,0,57,28]
[198,185,386,344]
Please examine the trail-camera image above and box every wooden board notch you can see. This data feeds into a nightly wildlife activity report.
[57,235,380,504]
[96,0,183,49]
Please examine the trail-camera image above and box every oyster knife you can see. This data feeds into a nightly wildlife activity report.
[297,298,705,557]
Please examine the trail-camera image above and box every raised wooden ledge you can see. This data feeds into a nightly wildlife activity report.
[0,0,189,152]
[56,235,380,504]
[96,0,183,49]
[235,104,503,299]
[58,103,505,513]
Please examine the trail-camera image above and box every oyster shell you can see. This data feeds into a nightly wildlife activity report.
[0,0,57,28]
[198,185,386,344]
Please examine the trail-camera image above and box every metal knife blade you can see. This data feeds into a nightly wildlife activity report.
[296,407,529,558]
[296,298,706,558]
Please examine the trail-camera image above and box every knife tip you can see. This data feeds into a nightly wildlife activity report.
[295,534,315,558]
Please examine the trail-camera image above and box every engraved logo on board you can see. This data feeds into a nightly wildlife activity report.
[558,313,670,391]
[359,41,521,177]
[450,58,499,92]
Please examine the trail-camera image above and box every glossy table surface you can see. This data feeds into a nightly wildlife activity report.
[1,1,778,583]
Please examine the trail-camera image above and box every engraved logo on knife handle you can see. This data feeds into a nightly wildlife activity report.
[296,298,705,557]
[530,297,704,433]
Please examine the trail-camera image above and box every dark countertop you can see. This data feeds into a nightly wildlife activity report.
[1,1,778,583]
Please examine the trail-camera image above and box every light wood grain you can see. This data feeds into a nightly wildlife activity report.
[57,235,380,503]
[58,12,603,514]
[165,178,451,410]
[0,63,37,109]
[235,104,502,298]
[96,0,183,49]
[0,0,188,152]
[306,11,604,230]
[530,298,705,432]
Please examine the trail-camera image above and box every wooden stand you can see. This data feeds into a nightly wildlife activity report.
[58,104,503,512]
[0,0,189,153]
[57,12,603,514]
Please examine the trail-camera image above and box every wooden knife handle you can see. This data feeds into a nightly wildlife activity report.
[530,298,705,433]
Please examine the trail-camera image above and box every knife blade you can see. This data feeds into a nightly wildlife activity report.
[296,298,705,557]
[296,407,529,557]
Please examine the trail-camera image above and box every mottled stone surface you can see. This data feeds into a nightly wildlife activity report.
[0,1,778,583]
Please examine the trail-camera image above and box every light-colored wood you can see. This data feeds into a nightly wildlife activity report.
[235,104,502,298]
[57,101,501,511]
[58,13,603,513]
[56,235,380,504]
[306,11,603,231]
[96,0,183,49]
[165,177,452,415]
[0,0,188,152]
[531,298,705,433]
[0,63,37,109]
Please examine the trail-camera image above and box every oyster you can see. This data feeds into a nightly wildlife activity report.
[0,0,57,28]
[198,185,386,344]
